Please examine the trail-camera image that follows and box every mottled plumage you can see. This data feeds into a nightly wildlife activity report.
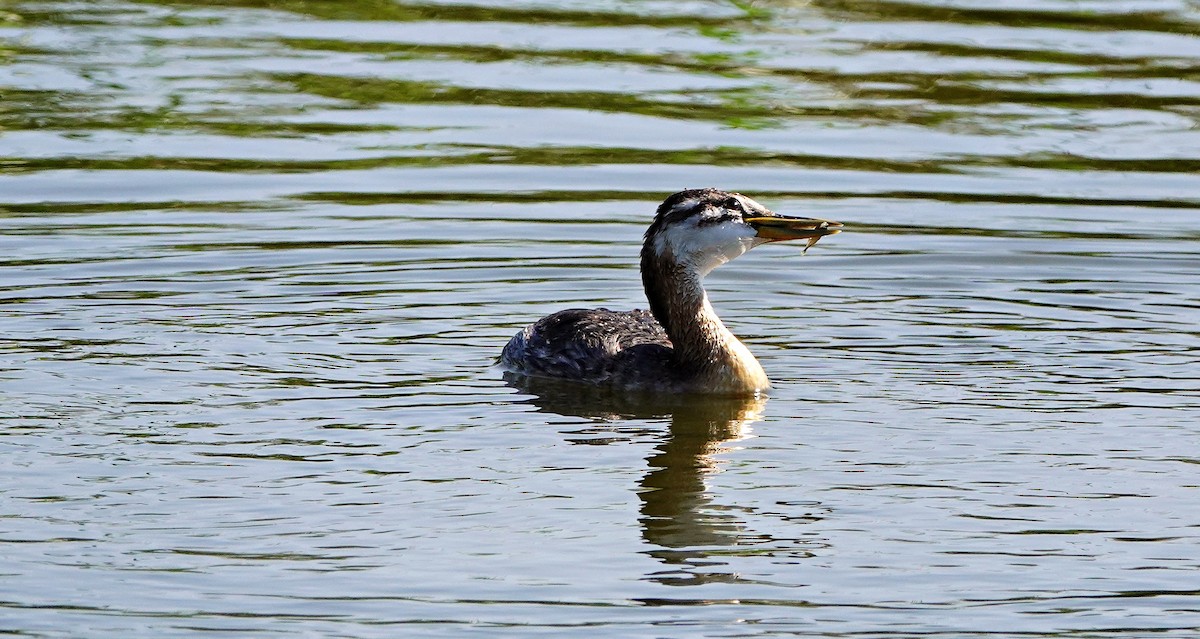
[501,308,672,386]
[500,188,841,395]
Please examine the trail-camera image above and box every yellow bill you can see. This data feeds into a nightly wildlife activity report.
[746,215,843,252]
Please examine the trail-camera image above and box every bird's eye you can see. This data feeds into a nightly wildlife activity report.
[722,197,744,213]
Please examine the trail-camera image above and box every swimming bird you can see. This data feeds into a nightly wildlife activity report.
[501,188,841,396]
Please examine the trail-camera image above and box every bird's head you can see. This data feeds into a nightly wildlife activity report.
[643,188,842,277]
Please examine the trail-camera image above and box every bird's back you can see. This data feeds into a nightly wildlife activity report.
[500,308,674,385]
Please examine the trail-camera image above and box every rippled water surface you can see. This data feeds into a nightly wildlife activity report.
[3,0,1200,636]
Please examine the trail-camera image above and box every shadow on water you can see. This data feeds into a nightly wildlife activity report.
[506,374,816,586]
[813,0,1200,34]
[126,0,751,27]
[7,0,1197,189]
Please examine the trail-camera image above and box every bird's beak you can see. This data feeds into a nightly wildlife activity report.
[746,214,843,249]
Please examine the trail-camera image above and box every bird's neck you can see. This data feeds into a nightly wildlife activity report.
[642,253,770,395]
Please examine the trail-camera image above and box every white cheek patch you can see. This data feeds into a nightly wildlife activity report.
[655,218,764,277]
[665,197,701,217]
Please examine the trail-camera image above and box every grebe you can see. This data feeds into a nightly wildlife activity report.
[500,188,842,396]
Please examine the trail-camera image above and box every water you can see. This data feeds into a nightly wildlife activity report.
[2,0,1199,636]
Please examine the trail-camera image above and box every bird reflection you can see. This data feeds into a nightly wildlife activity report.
[505,373,767,586]
[638,394,765,586]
